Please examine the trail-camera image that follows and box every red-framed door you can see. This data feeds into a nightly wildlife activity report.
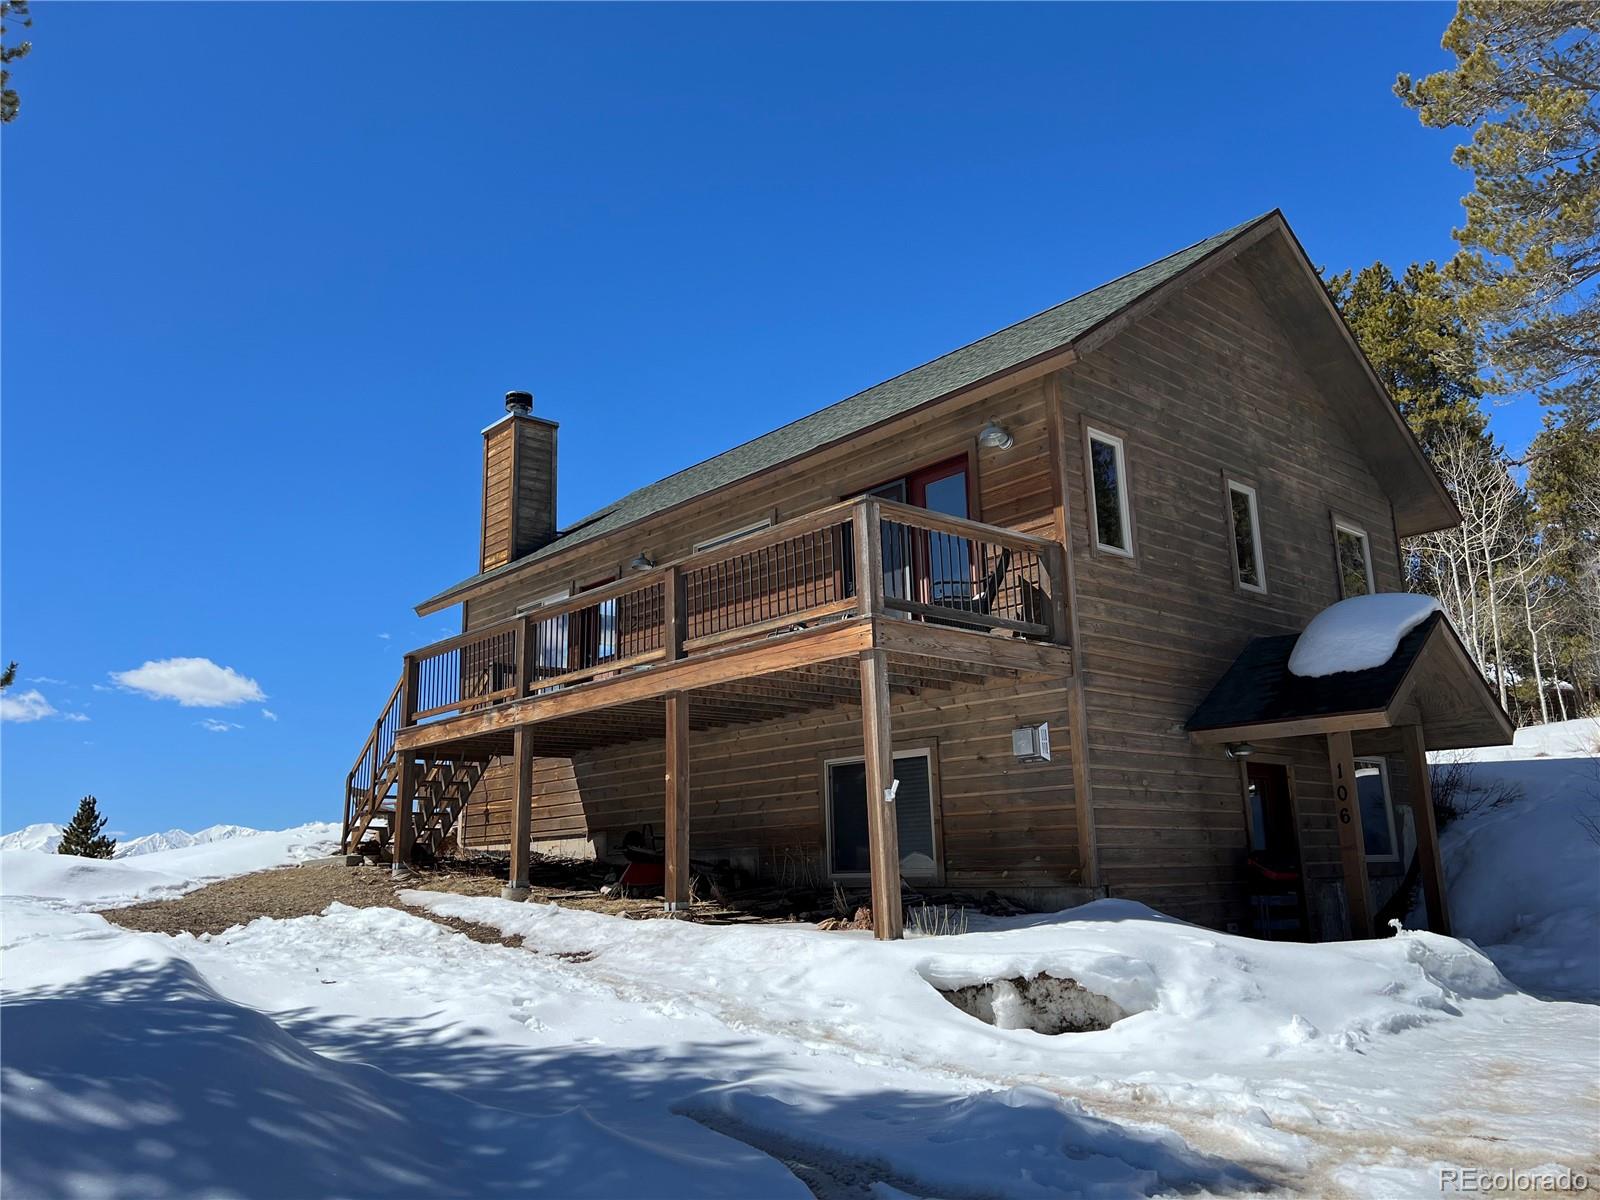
[871,457,975,609]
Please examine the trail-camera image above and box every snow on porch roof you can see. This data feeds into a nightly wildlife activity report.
[1186,612,1514,751]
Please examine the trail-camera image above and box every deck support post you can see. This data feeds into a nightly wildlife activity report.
[859,649,903,940]
[502,725,534,902]
[392,754,417,877]
[1325,730,1372,938]
[1043,380,1099,892]
[1401,724,1451,936]
[664,693,691,911]
[391,655,420,877]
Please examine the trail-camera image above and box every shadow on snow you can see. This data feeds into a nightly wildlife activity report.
[2,957,1267,1199]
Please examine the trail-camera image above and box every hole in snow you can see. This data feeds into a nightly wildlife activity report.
[934,974,1129,1034]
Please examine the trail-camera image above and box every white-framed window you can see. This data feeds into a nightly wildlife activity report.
[824,748,938,879]
[693,517,773,554]
[1355,757,1399,862]
[1085,428,1133,556]
[1226,479,1267,593]
[1333,517,1375,599]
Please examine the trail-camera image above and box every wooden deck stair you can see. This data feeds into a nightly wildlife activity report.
[341,675,489,858]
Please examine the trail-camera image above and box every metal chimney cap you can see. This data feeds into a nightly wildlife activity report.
[504,390,534,416]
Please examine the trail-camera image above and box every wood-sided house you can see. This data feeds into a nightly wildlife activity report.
[342,210,1511,941]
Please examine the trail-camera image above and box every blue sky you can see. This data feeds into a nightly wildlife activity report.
[2,2,1527,837]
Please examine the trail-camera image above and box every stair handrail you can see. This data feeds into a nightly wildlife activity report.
[342,672,406,851]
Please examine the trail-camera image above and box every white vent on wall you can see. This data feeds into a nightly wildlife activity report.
[1012,723,1051,763]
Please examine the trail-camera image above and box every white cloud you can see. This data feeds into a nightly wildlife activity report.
[112,658,265,707]
[376,632,392,641]
[61,712,91,723]
[198,718,243,733]
[260,708,278,721]
[92,683,114,693]
[1,689,58,722]
[27,675,68,685]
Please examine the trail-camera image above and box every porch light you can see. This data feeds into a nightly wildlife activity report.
[630,552,657,572]
[978,421,1014,450]
[1225,742,1257,760]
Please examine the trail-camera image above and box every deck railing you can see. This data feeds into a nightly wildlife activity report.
[395,496,1068,731]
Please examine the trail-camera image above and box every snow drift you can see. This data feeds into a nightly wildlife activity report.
[1427,718,1600,1002]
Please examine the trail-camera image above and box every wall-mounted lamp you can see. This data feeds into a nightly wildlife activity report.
[629,552,657,572]
[1224,742,1257,760]
[978,421,1014,451]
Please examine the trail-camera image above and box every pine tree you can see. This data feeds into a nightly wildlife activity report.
[1324,260,1491,453]
[0,0,30,125]
[1396,2,1599,425]
[57,796,116,859]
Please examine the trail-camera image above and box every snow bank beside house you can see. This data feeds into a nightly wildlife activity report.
[1426,719,1600,1003]
[406,892,1515,1081]
[1287,592,1439,677]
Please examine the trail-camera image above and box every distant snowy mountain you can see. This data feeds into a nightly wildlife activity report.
[0,822,262,857]
[0,823,65,853]
[114,824,262,858]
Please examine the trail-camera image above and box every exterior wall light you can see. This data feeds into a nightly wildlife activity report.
[1224,742,1257,760]
[630,552,657,571]
[978,421,1014,450]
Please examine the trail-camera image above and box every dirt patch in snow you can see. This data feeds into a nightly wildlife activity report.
[103,862,405,935]
[936,973,1130,1034]
[101,860,690,941]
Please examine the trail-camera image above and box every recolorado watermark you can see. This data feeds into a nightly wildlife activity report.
[1439,1166,1590,1193]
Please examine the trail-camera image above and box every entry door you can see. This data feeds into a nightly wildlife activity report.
[908,460,973,606]
[1244,762,1306,939]
[871,458,972,607]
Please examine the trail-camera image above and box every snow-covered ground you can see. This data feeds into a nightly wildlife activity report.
[2,729,1597,1199]
[1427,718,1600,1004]
[0,822,340,915]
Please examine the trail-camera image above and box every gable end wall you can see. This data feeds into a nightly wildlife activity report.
[1060,257,1405,930]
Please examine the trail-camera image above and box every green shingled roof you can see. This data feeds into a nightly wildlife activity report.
[419,211,1275,613]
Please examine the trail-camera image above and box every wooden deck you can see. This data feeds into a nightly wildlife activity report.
[395,616,1071,759]
[344,496,1073,938]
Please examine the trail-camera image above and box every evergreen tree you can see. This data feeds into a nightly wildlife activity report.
[57,796,116,859]
[0,0,30,125]
[1325,260,1491,453]
[1526,408,1600,712]
[1397,2,1599,424]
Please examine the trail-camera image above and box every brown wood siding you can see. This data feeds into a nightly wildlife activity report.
[480,424,516,572]
[445,258,1420,926]
[513,419,557,553]
[1060,258,1405,929]
[462,675,1081,887]
[459,379,1082,888]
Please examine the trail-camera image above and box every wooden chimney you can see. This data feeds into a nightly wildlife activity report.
[481,391,558,572]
